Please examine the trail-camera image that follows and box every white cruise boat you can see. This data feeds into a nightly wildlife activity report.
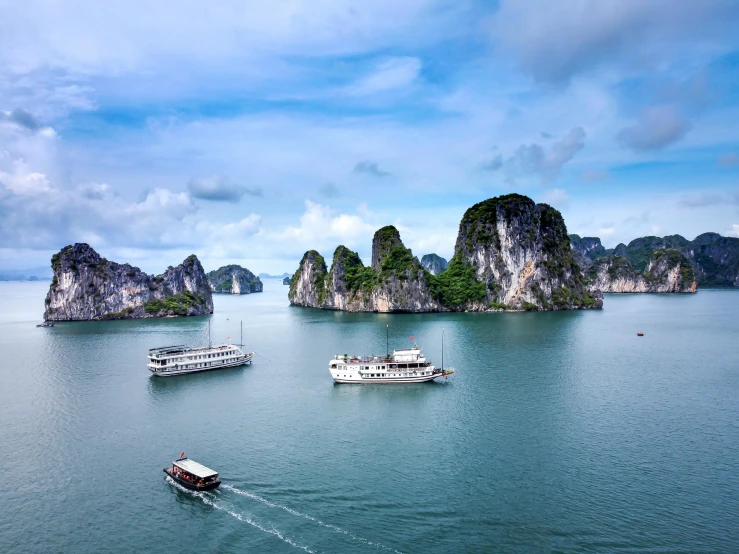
[329,346,454,384]
[148,343,253,377]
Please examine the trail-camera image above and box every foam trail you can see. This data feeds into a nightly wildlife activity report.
[223,484,403,554]
[166,477,316,553]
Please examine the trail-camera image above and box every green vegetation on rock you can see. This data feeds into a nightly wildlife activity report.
[429,257,486,307]
[144,291,207,315]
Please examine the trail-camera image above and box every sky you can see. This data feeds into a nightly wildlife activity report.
[1,0,739,274]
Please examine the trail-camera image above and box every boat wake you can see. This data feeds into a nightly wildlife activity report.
[166,477,315,553]
[222,484,403,554]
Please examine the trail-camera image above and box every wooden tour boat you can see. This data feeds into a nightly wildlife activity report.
[164,455,221,491]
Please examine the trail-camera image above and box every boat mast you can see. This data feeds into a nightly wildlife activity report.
[442,328,444,371]
[240,320,243,347]
[386,324,389,359]
[208,318,211,347]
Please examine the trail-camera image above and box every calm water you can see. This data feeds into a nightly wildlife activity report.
[1,281,738,553]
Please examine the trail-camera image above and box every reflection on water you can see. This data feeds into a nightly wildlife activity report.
[1,281,738,553]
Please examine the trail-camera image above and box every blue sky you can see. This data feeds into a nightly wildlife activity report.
[1,0,739,274]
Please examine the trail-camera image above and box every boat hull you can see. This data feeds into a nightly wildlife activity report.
[150,354,252,377]
[332,374,443,384]
[164,468,220,491]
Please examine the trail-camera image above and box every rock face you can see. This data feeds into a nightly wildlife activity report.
[44,243,213,321]
[569,235,606,270]
[420,254,448,275]
[571,231,737,289]
[207,265,262,294]
[282,276,291,285]
[289,194,602,312]
[683,233,739,287]
[446,194,600,310]
[289,232,441,312]
[585,250,696,293]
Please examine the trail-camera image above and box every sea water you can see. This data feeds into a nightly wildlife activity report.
[1,280,737,552]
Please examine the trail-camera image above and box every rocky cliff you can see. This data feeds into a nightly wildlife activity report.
[207,265,262,294]
[585,250,696,293]
[44,243,213,321]
[289,231,441,312]
[420,253,448,275]
[289,194,602,312]
[571,231,737,288]
[683,233,739,287]
[443,194,600,310]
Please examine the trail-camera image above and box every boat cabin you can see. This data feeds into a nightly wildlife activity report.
[164,457,221,491]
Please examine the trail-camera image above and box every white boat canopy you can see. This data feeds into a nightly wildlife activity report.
[173,459,218,479]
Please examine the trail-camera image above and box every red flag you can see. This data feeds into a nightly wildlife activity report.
[180,452,185,458]
[410,336,415,341]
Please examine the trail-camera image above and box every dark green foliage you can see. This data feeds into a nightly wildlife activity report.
[102,307,134,320]
[622,236,689,272]
[429,257,487,307]
[458,194,534,251]
[489,301,507,310]
[332,246,377,293]
[379,246,417,279]
[647,249,695,284]
[569,234,607,260]
[144,291,207,315]
[521,301,538,311]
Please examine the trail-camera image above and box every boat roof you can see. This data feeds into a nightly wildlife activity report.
[149,345,188,354]
[173,458,218,478]
[392,347,421,354]
[149,344,238,356]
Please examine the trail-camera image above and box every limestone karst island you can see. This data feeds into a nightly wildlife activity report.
[289,194,604,312]
[43,244,262,321]
[41,194,739,320]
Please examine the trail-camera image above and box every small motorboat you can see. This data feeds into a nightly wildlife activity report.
[36,321,54,328]
[164,455,221,491]
[637,332,644,337]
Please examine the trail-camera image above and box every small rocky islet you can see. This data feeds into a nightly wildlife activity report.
[44,243,214,321]
[207,265,263,294]
[43,245,265,321]
[289,194,602,312]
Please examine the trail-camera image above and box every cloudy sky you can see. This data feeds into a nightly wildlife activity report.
[2,0,739,274]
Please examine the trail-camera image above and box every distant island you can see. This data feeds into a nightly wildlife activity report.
[420,254,448,275]
[259,272,291,280]
[207,265,263,294]
[0,266,53,281]
[571,232,738,291]
[289,194,601,312]
[44,243,213,321]
[283,276,291,285]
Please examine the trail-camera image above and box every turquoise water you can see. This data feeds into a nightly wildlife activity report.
[1,281,738,553]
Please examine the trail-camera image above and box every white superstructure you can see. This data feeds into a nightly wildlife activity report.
[148,343,253,377]
[328,347,454,384]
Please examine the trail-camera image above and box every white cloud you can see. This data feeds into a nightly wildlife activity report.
[617,106,691,151]
[494,127,586,184]
[344,57,422,96]
[278,200,376,255]
[542,188,570,209]
[727,224,739,238]
[489,0,739,83]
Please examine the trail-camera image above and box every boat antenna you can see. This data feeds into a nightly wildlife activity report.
[208,318,211,347]
[386,324,389,359]
[240,320,243,348]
